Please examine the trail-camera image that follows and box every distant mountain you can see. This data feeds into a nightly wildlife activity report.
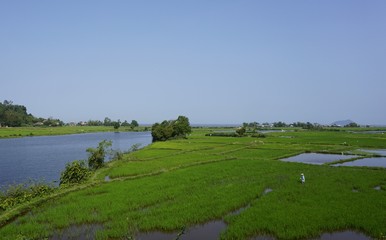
[331,119,355,126]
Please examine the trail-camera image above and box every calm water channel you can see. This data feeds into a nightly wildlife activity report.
[0,131,152,187]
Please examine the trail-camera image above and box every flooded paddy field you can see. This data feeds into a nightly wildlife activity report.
[333,157,386,168]
[280,153,357,165]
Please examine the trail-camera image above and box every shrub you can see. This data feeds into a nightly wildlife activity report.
[0,181,55,210]
[205,132,238,137]
[87,140,112,170]
[251,133,266,138]
[60,160,90,185]
[236,127,246,136]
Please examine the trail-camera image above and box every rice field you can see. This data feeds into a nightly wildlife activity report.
[0,128,385,239]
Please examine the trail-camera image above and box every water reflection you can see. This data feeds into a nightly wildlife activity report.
[314,230,372,240]
[50,223,103,240]
[333,157,386,168]
[281,153,356,165]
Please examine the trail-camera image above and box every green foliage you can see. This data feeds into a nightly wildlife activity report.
[273,121,287,127]
[236,127,246,136]
[205,132,238,137]
[0,100,63,127]
[59,160,91,185]
[130,120,139,129]
[151,116,191,142]
[345,122,359,128]
[113,121,121,130]
[0,181,55,210]
[103,117,112,126]
[0,100,34,127]
[87,140,112,170]
[128,143,142,152]
[251,133,266,138]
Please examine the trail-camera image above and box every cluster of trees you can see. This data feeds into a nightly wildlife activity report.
[151,116,191,142]
[0,100,63,127]
[85,118,139,130]
[0,100,33,127]
[242,121,360,130]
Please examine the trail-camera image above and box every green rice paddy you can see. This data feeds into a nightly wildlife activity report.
[0,128,385,239]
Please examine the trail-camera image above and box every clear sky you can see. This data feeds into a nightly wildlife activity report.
[1,1,385,125]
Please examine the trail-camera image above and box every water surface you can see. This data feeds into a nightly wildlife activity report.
[359,149,386,156]
[281,153,356,165]
[0,131,152,187]
[333,157,386,168]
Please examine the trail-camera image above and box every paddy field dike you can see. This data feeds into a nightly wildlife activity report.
[0,128,385,239]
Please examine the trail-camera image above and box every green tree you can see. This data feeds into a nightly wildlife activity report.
[60,160,90,185]
[130,120,139,129]
[151,116,191,142]
[345,122,359,128]
[121,120,130,127]
[151,121,174,142]
[113,120,121,130]
[173,115,192,137]
[87,140,112,170]
[104,117,112,126]
[236,127,246,136]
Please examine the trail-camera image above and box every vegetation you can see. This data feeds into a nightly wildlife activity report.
[0,125,149,138]
[0,181,55,211]
[87,140,113,170]
[60,160,91,185]
[151,115,192,142]
[0,100,63,127]
[87,118,139,130]
[235,127,246,136]
[0,128,385,239]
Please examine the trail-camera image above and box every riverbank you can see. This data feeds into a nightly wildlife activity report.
[0,129,385,239]
[0,126,149,138]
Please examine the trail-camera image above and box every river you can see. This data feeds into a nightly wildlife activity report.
[0,131,152,187]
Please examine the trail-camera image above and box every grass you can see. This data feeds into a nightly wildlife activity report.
[0,128,385,239]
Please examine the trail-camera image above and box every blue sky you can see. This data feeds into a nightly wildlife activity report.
[1,1,385,125]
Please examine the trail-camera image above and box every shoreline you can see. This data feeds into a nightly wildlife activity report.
[0,126,149,139]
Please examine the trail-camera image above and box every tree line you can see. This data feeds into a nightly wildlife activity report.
[242,121,359,130]
[0,100,63,127]
[85,118,139,130]
[0,100,140,129]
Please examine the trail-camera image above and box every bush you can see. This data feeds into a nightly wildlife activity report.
[251,133,266,138]
[60,160,90,185]
[0,181,55,210]
[87,140,112,170]
[205,132,238,137]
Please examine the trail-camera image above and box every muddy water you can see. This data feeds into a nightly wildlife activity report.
[313,230,372,240]
[135,187,373,240]
[136,221,226,240]
[137,227,372,240]
[281,153,356,165]
[50,223,103,240]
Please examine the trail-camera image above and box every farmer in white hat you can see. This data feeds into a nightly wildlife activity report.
[300,173,305,184]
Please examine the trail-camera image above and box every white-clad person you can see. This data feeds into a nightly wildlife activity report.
[300,173,305,184]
